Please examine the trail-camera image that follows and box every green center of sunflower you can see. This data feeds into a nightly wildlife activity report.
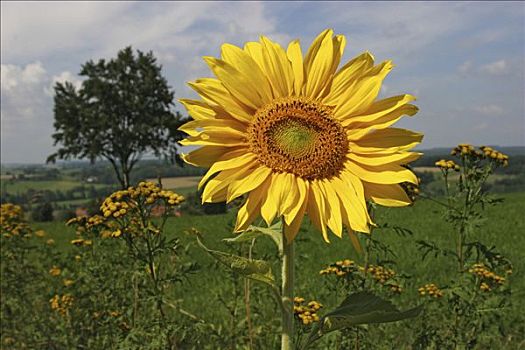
[248,97,348,180]
[272,119,317,159]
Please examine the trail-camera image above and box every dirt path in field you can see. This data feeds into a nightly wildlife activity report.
[145,176,201,189]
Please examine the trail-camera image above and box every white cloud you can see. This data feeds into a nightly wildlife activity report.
[319,2,487,61]
[457,59,513,77]
[1,62,51,127]
[458,60,473,75]
[457,27,509,50]
[480,59,509,75]
[0,2,131,62]
[44,71,83,96]
[473,122,489,131]
[473,104,504,116]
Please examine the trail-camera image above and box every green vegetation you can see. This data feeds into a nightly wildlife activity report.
[2,148,524,348]
[2,180,107,193]
[8,191,522,349]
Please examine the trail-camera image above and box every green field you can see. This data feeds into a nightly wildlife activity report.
[1,179,108,193]
[24,191,524,348]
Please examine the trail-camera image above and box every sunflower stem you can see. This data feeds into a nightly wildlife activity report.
[281,219,294,350]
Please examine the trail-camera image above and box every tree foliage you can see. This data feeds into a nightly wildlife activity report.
[48,46,186,188]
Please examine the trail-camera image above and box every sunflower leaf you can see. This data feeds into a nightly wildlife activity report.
[196,235,277,289]
[224,222,282,249]
[303,292,423,349]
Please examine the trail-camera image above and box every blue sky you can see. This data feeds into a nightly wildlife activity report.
[1,1,524,163]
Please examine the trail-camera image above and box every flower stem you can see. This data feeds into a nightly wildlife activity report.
[245,238,256,350]
[281,220,294,350]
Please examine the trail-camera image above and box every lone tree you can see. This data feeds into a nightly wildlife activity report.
[48,46,186,188]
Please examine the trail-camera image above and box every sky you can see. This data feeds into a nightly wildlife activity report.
[1,1,524,164]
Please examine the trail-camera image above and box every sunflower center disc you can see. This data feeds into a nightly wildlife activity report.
[248,97,348,180]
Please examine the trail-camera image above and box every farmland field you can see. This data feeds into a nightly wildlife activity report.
[1,180,107,193]
[146,176,201,190]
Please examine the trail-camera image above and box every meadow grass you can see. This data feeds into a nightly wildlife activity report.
[32,191,525,338]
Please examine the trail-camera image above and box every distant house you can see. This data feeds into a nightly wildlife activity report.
[75,207,89,218]
[85,176,98,183]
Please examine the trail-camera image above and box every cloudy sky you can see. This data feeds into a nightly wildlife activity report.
[1,1,524,163]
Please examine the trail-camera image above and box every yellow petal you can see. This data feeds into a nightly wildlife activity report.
[345,161,418,185]
[303,29,334,99]
[353,128,423,152]
[182,146,245,167]
[319,180,343,238]
[341,94,416,127]
[203,56,263,110]
[260,173,281,226]
[346,104,419,140]
[364,182,413,207]
[226,166,272,203]
[318,34,346,99]
[179,99,217,121]
[324,51,374,105]
[283,176,307,222]
[333,61,393,120]
[179,129,247,147]
[286,40,304,96]
[244,41,264,70]
[178,119,247,137]
[331,175,369,233]
[221,43,274,103]
[284,194,308,243]
[303,29,332,75]
[188,78,253,123]
[307,180,329,242]
[199,151,257,189]
[260,36,294,97]
[347,152,422,167]
[235,182,268,232]
[279,173,299,218]
[202,166,255,203]
[179,98,238,123]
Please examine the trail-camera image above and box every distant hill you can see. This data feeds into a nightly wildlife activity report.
[416,146,524,157]
[2,146,524,169]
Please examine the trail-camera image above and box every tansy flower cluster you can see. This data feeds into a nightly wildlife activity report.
[450,144,509,167]
[49,266,61,277]
[360,264,397,285]
[293,297,322,325]
[320,260,402,293]
[418,283,444,298]
[70,238,93,247]
[469,263,506,292]
[34,230,46,238]
[67,182,184,239]
[67,215,105,231]
[49,294,74,316]
[479,146,509,166]
[451,144,478,157]
[100,181,184,219]
[319,259,356,277]
[1,203,32,237]
[435,159,460,172]
[63,279,75,287]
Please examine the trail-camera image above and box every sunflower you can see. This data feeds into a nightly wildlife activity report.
[179,29,422,243]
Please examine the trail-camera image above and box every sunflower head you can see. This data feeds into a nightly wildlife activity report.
[180,29,422,244]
